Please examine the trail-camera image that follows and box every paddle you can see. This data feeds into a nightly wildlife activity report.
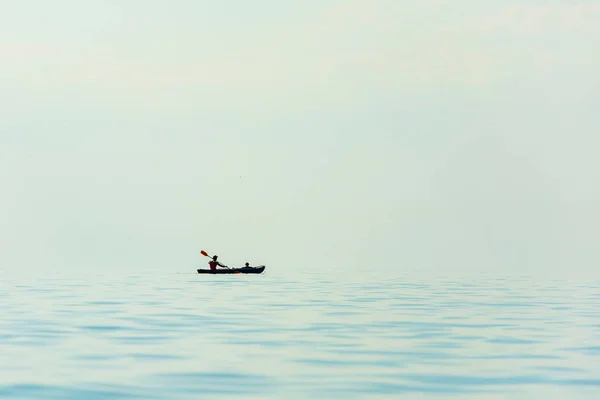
[200,250,231,269]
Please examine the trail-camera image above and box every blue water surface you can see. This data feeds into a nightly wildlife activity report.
[1,268,598,399]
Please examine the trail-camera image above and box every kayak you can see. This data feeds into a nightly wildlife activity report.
[197,265,266,274]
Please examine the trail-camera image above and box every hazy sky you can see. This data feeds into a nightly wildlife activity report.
[1,1,599,278]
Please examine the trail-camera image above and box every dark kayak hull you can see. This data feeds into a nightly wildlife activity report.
[197,266,266,274]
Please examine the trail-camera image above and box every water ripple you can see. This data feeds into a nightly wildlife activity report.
[1,272,598,399]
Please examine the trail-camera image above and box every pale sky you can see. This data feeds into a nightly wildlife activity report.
[1,1,599,278]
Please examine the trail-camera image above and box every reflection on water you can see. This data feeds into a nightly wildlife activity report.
[1,270,598,399]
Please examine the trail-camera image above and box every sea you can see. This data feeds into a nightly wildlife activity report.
[1,268,598,399]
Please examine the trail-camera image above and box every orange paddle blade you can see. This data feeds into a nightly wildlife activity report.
[200,250,209,257]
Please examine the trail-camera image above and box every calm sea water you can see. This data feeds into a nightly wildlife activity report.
[1,268,598,399]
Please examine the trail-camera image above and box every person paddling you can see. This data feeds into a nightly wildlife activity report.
[209,255,228,271]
